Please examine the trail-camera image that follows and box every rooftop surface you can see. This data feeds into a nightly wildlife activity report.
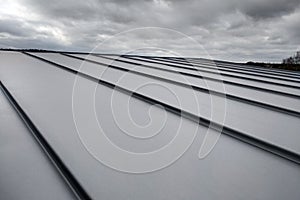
[1,50,300,200]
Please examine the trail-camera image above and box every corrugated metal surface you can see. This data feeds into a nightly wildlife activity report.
[1,50,300,200]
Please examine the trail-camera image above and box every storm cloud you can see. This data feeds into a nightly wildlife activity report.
[0,0,299,62]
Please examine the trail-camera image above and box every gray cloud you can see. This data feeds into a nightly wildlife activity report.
[0,0,299,62]
[239,0,300,19]
[0,19,31,37]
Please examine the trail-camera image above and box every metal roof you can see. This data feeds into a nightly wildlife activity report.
[1,50,300,199]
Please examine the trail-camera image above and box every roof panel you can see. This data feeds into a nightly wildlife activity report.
[27,52,300,155]
[110,55,300,95]
[1,50,300,199]
[0,81,76,200]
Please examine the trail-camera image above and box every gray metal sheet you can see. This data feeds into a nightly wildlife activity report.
[76,54,300,113]
[1,51,300,200]
[111,55,300,95]
[0,81,76,200]
[184,57,300,76]
[30,52,300,155]
[154,57,300,79]
[129,56,300,87]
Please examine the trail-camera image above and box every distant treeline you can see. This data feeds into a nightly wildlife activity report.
[0,48,57,52]
[282,51,300,65]
[246,51,300,71]
[246,62,300,71]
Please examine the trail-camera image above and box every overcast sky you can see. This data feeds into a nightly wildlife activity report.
[0,0,299,62]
